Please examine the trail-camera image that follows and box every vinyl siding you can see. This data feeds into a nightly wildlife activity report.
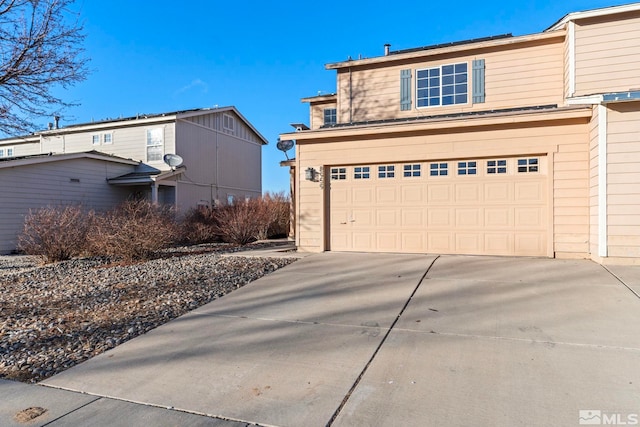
[606,102,640,259]
[174,119,262,211]
[296,117,590,256]
[309,102,338,129]
[336,38,565,124]
[0,158,135,253]
[574,13,640,96]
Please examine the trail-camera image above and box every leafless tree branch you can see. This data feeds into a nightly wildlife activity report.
[0,0,88,136]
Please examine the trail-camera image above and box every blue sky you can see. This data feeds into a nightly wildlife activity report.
[53,0,622,193]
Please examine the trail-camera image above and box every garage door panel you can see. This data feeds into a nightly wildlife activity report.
[376,187,398,203]
[455,208,483,228]
[331,229,350,251]
[515,234,546,255]
[402,185,423,203]
[427,184,452,204]
[455,233,483,252]
[402,232,425,251]
[352,209,373,226]
[427,233,453,252]
[402,209,424,227]
[485,208,513,228]
[455,183,482,203]
[377,209,398,227]
[484,182,512,203]
[352,187,373,204]
[377,233,400,252]
[353,232,373,250]
[515,207,544,227]
[428,209,452,227]
[485,233,513,254]
[515,181,545,202]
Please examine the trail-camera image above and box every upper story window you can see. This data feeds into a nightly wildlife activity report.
[103,133,113,144]
[146,128,164,162]
[92,134,100,145]
[223,114,235,132]
[324,108,337,126]
[92,133,113,145]
[416,62,468,108]
[0,146,14,158]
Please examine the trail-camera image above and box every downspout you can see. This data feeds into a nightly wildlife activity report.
[567,21,576,97]
[215,127,219,205]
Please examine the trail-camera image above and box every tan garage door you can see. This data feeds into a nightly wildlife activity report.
[329,156,549,256]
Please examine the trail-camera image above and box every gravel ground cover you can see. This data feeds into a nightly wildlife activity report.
[0,243,297,383]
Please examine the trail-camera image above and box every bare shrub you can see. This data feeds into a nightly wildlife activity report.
[256,191,290,240]
[86,200,178,261]
[214,199,262,245]
[17,205,93,263]
[180,206,221,244]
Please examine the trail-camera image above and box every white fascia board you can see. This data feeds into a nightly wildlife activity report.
[547,3,640,31]
[566,94,604,105]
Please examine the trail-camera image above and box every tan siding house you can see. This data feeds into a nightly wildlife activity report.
[0,106,267,253]
[281,3,640,265]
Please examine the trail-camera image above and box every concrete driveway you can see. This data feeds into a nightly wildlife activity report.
[36,253,640,426]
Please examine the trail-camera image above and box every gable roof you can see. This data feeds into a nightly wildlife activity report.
[0,150,138,169]
[0,106,269,146]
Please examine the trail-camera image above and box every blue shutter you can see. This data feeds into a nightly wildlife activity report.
[400,69,412,111]
[472,59,485,103]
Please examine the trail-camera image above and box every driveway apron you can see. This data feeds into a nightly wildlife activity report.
[43,252,436,427]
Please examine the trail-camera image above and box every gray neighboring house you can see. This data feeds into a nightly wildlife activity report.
[0,106,268,254]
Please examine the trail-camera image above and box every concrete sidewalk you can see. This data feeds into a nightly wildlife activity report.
[2,253,639,426]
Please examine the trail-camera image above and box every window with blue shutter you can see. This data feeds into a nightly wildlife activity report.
[400,69,412,111]
[472,59,485,103]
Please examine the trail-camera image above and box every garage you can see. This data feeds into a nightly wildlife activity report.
[329,155,549,256]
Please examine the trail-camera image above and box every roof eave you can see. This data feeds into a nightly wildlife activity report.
[546,2,640,31]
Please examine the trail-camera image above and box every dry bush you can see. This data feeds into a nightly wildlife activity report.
[86,200,178,261]
[257,191,290,240]
[180,206,221,244]
[214,199,262,245]
[17,205,93,263]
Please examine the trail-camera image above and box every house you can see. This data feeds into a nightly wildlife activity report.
[279,3,640,265]
[0,106,268,253]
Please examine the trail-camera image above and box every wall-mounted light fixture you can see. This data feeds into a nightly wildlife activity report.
[305,167,317,181]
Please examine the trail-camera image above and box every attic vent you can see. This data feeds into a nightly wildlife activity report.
[223,114,235,132]
[69,178,80,183]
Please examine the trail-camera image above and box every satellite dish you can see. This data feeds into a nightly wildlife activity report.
[276,139,295,160]
[163,153,183,170]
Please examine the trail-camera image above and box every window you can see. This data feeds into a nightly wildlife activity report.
[457,161,477,175]
[330,167,346,180]
[417,62,468,107]
[378,165,395,178]
[518,158,539,173]
[323,108,337,126]
[487,159,507,174]
[227,194,235,205]
[223,114,235,132]
[354,166,370,179]
[103,133,113,144]
[0,147,14,158]
[92,134,100,145]
[404,164,421,177]
[430,163,448,176]
[146,128,164,162]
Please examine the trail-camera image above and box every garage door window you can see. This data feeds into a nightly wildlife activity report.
[331,168,347,180]
[430,163,448,176]
[378,165,395,178]
[518,158,539,173]
[457,161,477,175]
[354,166,370,179]
[404,164,421,177]
[487,159,507,174]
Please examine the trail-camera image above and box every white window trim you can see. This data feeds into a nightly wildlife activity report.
[146,127,165,163]
[103,132,113,144]
[403,163,422,178]
[416,62,470,109]
[0,146,12,157]
[92,134,101,145]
